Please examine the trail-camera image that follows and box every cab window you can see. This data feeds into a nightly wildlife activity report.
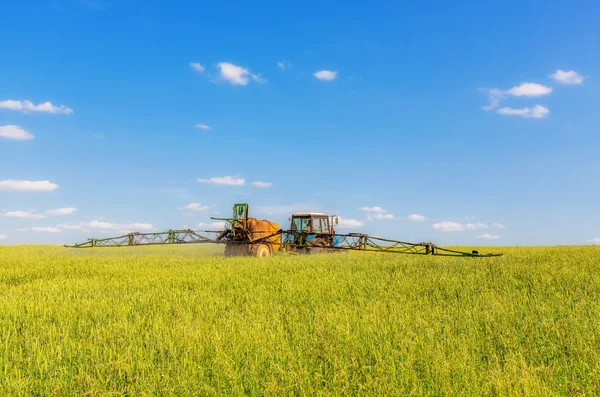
[312,217,322,233]
[321,217,329,232]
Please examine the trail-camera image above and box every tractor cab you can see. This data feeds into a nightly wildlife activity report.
[286,213,339,251]
[290,213,334,234]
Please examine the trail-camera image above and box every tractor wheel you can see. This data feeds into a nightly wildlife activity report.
[252,244,272,257]
[310,239,328,255]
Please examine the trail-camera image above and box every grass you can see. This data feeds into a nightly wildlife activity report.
[0,245,599,396]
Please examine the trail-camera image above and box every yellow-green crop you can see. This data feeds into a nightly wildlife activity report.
[1,245,599,395]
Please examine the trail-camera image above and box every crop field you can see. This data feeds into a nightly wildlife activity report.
[1,245,599,396]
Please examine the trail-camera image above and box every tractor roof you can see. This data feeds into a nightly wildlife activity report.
[292,212,328,216]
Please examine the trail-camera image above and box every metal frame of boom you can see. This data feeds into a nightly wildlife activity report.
[65,229,501,257]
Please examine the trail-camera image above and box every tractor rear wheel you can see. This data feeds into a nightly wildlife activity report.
[252,243,272,257]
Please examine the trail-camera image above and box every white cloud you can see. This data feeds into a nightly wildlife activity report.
[359,206,396,220]
[464,216,476,220]
[493,223,507,229]
[216,62,266,86]
[195,221,226,230]
[337,217,364,228]
[314,70,337,81]
[466,222,488,230]
[433,222,465,232]
[44,207,77,216]
[0,180,59,192]
[477,234,501,240]
[195,123,211,130]
[88,220,116,229]
[0,125,34,141]
[277,60,292,70]
[252,181,272,188]
[189,62,205,73]
[497,105,549,119]
[550,70,584,85]
[368,213,395,220]
[482,88,506,111]
[507,83,553,97]
[588,238,600,245]
[0,234,7,240]
[31,226,62,233]
[0,100,73,114]
[2,210,45,219]
[482,83,552,112]
[181,203,209,213]
[359,206,386,213]
[58,220,154,233]
[197,176,245,186]
[407,214,427,221]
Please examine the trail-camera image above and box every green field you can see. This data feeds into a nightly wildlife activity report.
[1,245,599,396]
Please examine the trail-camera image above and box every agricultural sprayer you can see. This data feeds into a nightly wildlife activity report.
[65,203,502,257]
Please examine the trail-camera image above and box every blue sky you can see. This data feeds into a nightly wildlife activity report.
[1,0,599,246]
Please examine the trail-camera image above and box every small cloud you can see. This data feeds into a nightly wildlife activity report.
[337,217,364,228]
[466,222,488,230]
[464,216,476,220]
[493,223,507,229]
[588,238,600,245]
[497,105,549,119]
[277,60,292,70]
[314,70,337,81]
[189,62,205,73]
[2,210,45,219]
[44,207,77,216]
[359,206,386,213]
[368,213,395,220]
[407,214,427,221]
[477,234,501,240]
[433,222,465,232]
[58,220,154,233]
[180,203,209,213]
[482,83,552,112]
[197,176,245,186]
[0,125,34,141]
[0,99,73,114]
[93,133,104,139]
[216,62,266,86]
[251,181,272,188]
[360,206,396,220]
[88,220,115,229]
[195,123,211,130]
[195,221,226,230]
[0,234,7,240]
[0,180,59,192]
[482,88,506,111]
[550,70,585,85]
[31,226,62,233]
[507,83,553,97]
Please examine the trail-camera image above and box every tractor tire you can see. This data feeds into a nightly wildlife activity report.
[252,243,272,257]
[310,239,328,255]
